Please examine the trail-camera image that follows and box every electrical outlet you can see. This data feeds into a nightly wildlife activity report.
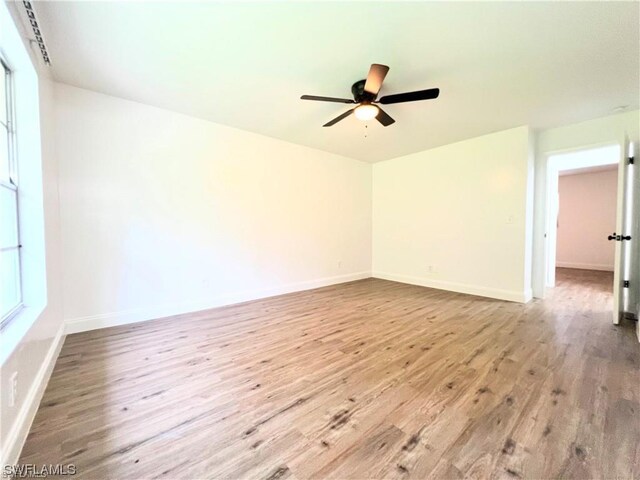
[427,265,437,274]
[337,261,342,268]
[9,371,18,407]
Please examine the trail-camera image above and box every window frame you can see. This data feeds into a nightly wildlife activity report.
[1,55,24,328]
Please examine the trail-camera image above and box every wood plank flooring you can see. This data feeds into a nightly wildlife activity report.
[19,268,639,479]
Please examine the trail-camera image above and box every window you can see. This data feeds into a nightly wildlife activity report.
[1,58,22,326]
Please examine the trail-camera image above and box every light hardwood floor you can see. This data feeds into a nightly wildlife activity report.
[19,268,639,479]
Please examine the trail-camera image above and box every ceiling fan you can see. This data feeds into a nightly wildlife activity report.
[301,64,440,127]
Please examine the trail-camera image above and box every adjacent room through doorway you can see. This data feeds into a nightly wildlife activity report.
[545,144,620,289]
[556,164,618,275]
[555,159,619,321]
[553,159,619,324]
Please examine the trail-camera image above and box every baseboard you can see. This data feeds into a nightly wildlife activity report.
[372,271,530,303]
[1,323,65,468]
[65,271,372,334]
[556,262,614,272]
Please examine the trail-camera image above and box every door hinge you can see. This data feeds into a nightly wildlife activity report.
[629,156,635,165]
[623,280,630,288]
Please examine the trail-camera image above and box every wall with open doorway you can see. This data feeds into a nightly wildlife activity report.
[532,109,640,299]
[556,167,617,271]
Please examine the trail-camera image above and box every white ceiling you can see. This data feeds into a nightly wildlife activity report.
[35,1,639,163]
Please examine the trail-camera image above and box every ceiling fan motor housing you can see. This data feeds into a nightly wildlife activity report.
[351,80,376,103]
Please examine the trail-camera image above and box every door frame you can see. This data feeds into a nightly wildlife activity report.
[612,136,633,324]
[532,141,622,299]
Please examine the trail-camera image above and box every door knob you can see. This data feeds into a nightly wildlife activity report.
[607,233,632,241]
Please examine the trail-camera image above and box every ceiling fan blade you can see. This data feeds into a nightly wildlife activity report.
[323,109,354,127]
[379,88,440,104]
[376,108,395,127]
[363,64,390,96]
[301,95,355,104]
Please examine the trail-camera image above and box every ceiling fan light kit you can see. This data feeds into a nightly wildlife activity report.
[301,63,440,128]
[354,104,379,121]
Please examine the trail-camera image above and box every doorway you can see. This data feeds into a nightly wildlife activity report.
[540,140,638,334]
[545,145,619,288]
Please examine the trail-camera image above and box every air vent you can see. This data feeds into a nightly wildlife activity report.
[23,1,51,65]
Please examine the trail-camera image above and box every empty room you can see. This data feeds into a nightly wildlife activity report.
[1,1,639,479]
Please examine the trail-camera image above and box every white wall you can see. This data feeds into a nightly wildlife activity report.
[55,84,372,332]
[537,111,640,154]
[532,110,640,298]
[0,2,64,467]
[556,169,617,271]
[372,126,533,302]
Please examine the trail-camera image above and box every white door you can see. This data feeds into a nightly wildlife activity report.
[612,136,632,325]
[629,142,639,341]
